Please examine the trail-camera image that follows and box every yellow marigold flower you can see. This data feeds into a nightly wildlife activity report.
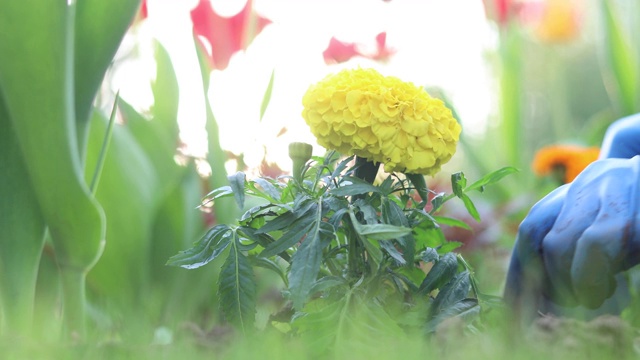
[532,144,600,183]
[301,68,461,175]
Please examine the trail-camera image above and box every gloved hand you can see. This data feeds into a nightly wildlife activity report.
[504,113,640,318]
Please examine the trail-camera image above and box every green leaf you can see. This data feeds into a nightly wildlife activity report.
[418,253,458,295]
[260,217,315,258]
[425,298,480,333]
[405,173,429,203]
[252,178,282,201]
[74,0,141,147]
[416,227,446,249]
[437,241,463,255]
[228,172,246,209]
[0,96,46,333]
[331,176,381,197]
[218,237,257,334]
[461,194,481,222]
[602,0,639,114]
[430,192,446,211]
[433,216,472,231]
[259,69,275,122]
[379,240,406,265]
[166,224,232,269]
[255,209,299,234]
[354,223,413,241]
[250,256,288,287]
[430,271,471,319]
[309,276,349,295]
[463,166,519,193]
[288,201,327,310]
[451,172,467,198]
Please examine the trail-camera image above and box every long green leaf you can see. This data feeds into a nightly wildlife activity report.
[259,69,275,122]
[0,94,47,335]
[602,0,639,114]
[260,218,315,258]
[74,0,141,155]
[331,176,381,196]
[218,235,257,334]
[228,172,246,209]
[463,166,519,193]
[166,224,232,269]
[0,2,108,335]
[288,201,326,310]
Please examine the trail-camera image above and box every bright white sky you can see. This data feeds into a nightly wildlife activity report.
[113,0,498,173]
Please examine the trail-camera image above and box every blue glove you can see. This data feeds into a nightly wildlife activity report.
[504,113,640,318]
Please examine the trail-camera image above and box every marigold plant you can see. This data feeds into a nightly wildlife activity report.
[532,144,600,183]
[301,68,461,175]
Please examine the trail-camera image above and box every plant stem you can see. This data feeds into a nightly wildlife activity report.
[59,267,87,339]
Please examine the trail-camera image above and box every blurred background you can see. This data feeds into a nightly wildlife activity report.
[81,0,639,329]
[107,0,636,286]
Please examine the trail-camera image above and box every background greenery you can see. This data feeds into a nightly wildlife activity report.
[0,0,639,358]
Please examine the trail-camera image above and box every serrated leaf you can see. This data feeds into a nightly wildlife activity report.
[166,224,232,269]
[331,155,354,179]
[255,210,297,234]
[252,177,281,201]
[430,271,471,318]
[418,252,458,295]
[218,238,256,334]
[288,208,327,310]
[202,185,233,202]
[382,198,415,264]
[228,172,246,209]
[260,217,315,258]
[354,223,412,241]
[464,166,519,193]
[425,298,480,333]
[379,240,406,265]
[331,176,381,197]
[259,69,275,122]
[433,216,472,231]
[309,276,349,295]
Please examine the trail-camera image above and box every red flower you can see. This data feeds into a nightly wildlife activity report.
[140,0,148,19]
[322,37,363,64]
[370,32,395,62]
[190,0,272,71]
[322,32,395,65]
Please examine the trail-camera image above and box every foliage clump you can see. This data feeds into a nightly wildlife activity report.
[168,148,515,351]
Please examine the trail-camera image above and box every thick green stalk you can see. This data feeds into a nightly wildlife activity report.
[59,268,87,337]
[498,27,524,169]
[0,98,46,336]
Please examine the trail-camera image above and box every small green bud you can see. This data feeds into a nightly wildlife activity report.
[289,142,313,184]
[288,142,313,163]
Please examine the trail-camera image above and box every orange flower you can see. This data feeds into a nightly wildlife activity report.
[532,145,599,183]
